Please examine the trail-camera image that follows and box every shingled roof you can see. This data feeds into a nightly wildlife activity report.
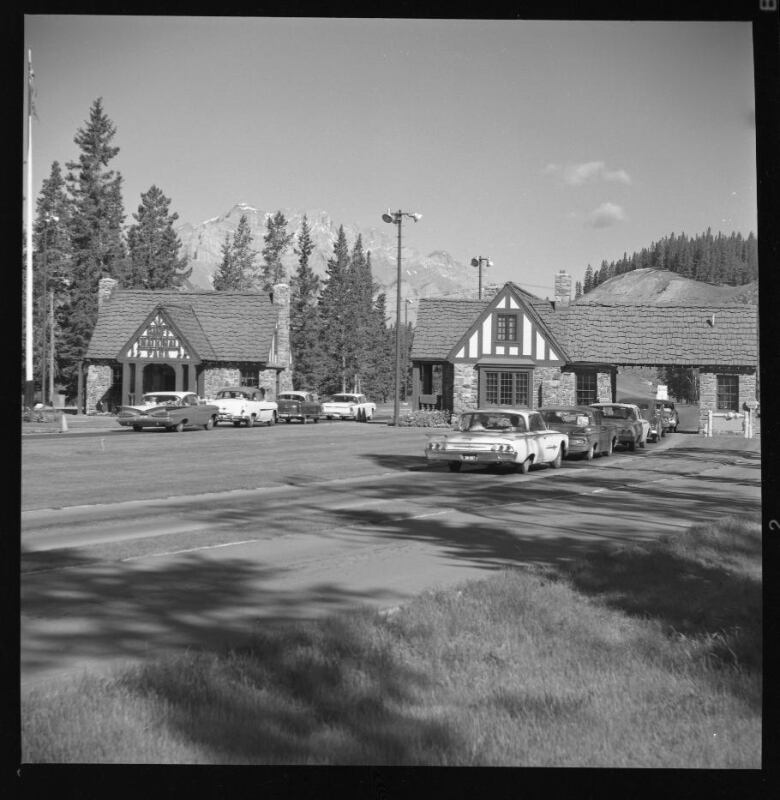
[86,289,278,362]
[539,303,758,366]
[410,298,490,360]
[411,290,758,367]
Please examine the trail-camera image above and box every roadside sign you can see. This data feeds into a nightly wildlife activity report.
[656,384,668,400]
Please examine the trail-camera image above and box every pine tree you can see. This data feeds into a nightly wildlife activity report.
[260,211,294,292]
[59,98,126,396]
[574,280,582,299]
[290,214,322,389]
[317,225,352,394]
[125,185,191,289]
[583,264,594,293]
[212,214,257,291]
[33,161,72,398]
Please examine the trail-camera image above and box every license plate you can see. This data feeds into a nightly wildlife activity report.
[462,455,477,462]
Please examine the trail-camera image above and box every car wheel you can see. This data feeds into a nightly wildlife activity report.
[246,416,254,428]
[174,421,185,433]
[585,443,596,461]
[267,412,276,426]
[204,417,214,430]
[603,438,614,456]
[233,421,241,427]
[639,437,646,448]
[132,424,142,432]
[517,457,532,474]
[301,415,307,424]
[550,448,563,469]
[628,439,636,452]
[313,416,319,423]
[448,461,462,472]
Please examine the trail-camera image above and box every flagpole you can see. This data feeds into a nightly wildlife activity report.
[24,49,34,407]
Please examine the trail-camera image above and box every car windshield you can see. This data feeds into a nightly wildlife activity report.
[599,406,630,419]
[216,391,248,400]
[144,394,180,405]
[460,412,526,432]
[542,410,592,427]
[330,395,354,403]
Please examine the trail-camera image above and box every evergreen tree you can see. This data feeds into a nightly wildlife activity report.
[260,211,294,292]
[59,98,126,396]
[290,214,322,389]
[583,264,594,293]
[574,280,582,299]
[365,293,394,402]
[33,161,72,397]
[212,214,257,291]
[317,225,352,394]
[125,185,191,289]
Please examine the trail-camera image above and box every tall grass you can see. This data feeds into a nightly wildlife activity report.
[22,516,761,766]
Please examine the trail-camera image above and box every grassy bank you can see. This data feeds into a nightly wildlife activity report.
[22,516,761,766]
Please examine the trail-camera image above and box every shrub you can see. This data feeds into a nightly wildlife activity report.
[396,409,452,427]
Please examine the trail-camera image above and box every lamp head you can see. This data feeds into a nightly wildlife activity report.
[470,258,479,267]
[382,211,394,224]
[410,212,422,223]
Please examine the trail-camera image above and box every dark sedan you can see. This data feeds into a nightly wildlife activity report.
[539,406,615,460]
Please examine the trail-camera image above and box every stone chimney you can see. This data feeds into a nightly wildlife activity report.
[271,283,293,392]
[98,277,118,308]
[554,270,572,307]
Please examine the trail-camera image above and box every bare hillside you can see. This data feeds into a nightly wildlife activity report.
[576,268,757,305]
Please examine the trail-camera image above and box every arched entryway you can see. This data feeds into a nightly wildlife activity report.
[143,363,176,393]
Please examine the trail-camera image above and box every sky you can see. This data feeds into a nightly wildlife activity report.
[23,16,757,293]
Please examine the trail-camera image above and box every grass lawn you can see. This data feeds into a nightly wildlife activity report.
[21,516,761,766]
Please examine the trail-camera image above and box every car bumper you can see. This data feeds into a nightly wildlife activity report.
[565,438,593,454]
[117,415,171,428]
[426,449,518,465]
[217,413,245,423]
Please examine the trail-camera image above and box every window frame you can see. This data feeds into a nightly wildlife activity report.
[495,313,519,343]
[480,368,531,407]
[576,371,597,406]
[716,374,739,411]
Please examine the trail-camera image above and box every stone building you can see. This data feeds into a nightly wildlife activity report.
[410,281,758,433]
[83,278,292,412]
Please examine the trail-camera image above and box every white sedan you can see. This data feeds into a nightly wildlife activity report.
[213,386,277,427]
[425,408,568,473]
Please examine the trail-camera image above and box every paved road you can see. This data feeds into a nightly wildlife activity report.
[21,428,761,692]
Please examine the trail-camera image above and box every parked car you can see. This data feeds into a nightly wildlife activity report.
[322,393,376,421]
[620,397,665,442]
[116,391,218,432]
[591,402,646,451]
[213,386,277,427]
[276,391,323,424]
[655,401,679,433]
[425,408,568,473]
[539,406,615,460]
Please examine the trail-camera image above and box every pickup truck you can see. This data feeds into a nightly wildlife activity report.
[276,391,323,424]
[591,402,646,451]
[321,393,377,421]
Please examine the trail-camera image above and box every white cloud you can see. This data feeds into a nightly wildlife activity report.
[546,160,632,186]
[565,161,605,185]
[587,202,626,228]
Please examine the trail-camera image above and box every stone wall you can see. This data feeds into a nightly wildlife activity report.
[698,368,758,436]
[85,363,113,413]
[202,367,241,399]
[452,363,478,414]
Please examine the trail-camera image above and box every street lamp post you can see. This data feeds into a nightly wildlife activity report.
[382,209,422,425]
[470,256,493,299]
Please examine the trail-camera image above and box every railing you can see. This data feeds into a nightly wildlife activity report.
[701,409,756,438]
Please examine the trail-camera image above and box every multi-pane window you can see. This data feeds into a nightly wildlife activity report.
[240,367,259,387]
[716,374,739,411]
[484,370,530,406]
[576,372,597,405]
[496,314,518,342]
